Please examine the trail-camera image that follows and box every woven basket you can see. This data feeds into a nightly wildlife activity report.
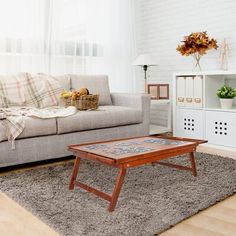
[64,94,99,110]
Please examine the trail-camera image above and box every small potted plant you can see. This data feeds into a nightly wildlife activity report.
[216,85,236,109]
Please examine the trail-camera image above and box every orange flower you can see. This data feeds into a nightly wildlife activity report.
[176,31,218,56]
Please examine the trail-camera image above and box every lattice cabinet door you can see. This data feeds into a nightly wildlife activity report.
[205,111,236,147]
[175,109,204,139]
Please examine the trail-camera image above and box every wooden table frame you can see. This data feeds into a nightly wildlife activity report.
[68,136,206,212]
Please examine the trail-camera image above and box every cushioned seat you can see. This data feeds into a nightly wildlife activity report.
[57,106,143,134]
[0,117,57,142]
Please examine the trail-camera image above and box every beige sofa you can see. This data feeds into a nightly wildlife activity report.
[0,75,150,168]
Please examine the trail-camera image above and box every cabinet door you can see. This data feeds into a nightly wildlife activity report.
[176,77,185,106]
[193,76,203,108]
[175,108,204,139]
[185,77,194,107]
[206,111,236,147]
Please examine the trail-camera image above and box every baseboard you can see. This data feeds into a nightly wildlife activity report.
[0,155,75,174]
[197,143,236,160]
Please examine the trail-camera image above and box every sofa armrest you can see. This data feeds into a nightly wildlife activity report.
[111,93,150,125]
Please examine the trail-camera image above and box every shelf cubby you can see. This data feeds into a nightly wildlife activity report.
[173,71,236,148]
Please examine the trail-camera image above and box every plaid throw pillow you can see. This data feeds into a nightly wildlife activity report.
[0,73,26,108]
[0,73,62,108]
[23,73,62,108]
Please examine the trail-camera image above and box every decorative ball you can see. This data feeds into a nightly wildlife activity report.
[79,88,89,96]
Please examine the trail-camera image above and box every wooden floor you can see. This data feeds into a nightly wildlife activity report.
[0,146,235,236]
[0,192,60,236]
[0,192,235,236]
[160,194,236,236]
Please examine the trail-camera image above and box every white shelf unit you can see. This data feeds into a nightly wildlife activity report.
[173,71,236,148]
[149,99,171,135]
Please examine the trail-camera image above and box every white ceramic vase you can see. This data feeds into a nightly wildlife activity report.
[220,98,234,109]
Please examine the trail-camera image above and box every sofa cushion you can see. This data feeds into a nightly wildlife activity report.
[53,75,71,106]
[54,75,71,91]
[0,122,5,142]
[0,73,69,109]
[57,105,143,134]
[70,75,112,105]
[0,117,57,142]
[25,73,62,108]
[0,73,27,108]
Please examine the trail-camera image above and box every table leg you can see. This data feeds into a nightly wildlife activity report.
[69,156,81,190]
[189,152,197,177]
[108,167,127,212]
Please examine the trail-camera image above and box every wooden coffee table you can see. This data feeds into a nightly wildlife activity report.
[68,136,206,212]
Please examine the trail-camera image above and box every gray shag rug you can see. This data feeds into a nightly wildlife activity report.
[0,153,235,236]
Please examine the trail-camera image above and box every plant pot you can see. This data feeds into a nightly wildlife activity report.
[220,98,234,109]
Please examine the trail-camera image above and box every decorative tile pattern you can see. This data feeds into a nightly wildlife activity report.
[81,138,188,157]
[108,146,154,155]
[144,138,185,145]
[84,142,154,155]
[84,144,108,150]
[114,141,142,147]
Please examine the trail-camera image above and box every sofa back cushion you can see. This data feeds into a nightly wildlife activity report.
[53,75,71,91]
[0,73,27,108]
[70,75,112,105]
[52,75,71,106]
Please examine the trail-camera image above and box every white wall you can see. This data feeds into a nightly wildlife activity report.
[134,0,236,93]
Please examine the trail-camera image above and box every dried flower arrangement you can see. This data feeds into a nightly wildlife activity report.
[176,31,218,70]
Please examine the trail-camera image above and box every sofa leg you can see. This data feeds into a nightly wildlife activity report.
[69,156,81,190]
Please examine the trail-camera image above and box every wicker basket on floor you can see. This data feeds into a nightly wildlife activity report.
[64,94,99,110]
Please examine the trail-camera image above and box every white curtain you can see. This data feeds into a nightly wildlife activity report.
[0,0,136,92]
[0,0,46,73]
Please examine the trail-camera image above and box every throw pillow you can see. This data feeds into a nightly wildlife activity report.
[23,73,62,108]
[0,73,26,108]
